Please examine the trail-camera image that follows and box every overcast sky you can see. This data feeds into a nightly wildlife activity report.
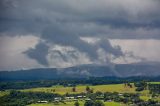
[0,0,160,71]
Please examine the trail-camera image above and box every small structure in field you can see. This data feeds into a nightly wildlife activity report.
[118,93,123,96]
[37,101,48,103]
[54,97,62,102]
[73,99,78,101]
[107,100,112,102]
[85,98,91,101]
[65,96,75,101]
[77,95,86,99]
[65,96,75,100]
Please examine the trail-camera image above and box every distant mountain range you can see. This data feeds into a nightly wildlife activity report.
[0,62,160,81]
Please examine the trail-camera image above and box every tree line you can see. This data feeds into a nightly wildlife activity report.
[1,76,160,90]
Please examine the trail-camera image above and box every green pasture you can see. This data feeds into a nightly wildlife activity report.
[0,82,160,106]
[22,84,136,95]
[0,90,9,97]
[29,101,126,106]
[148,82,160,84]
[29,101,84,106]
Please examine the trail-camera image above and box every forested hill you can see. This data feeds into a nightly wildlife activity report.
[0,62,160,81]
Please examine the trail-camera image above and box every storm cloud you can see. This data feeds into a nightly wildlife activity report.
[23,41,49,66]
[1,0,160,37]
[0,0,160,69]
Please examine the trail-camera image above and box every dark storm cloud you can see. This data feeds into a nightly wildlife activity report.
[0,0,160,66]
[0,0,160,37]
[23,42,49,66]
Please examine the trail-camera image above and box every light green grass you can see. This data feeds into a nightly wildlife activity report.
[148,82,160,84]
[104,102,127,106]
[22,84,136,95]
[140,96,151,101]
[0,90,9,97]
[29,101,126,106]
[29,103,54,106]
[29,101,84,106]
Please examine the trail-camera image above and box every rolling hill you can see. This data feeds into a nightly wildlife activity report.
[0,62,160,81]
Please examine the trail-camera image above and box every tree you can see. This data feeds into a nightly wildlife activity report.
[84,100,105,106]
[86,86,90,92]
[134,81,147,91]
[72,87,76,92]
[90,88,94,93]
[65,92,69,97]
[94,100,105,106]
[95,91,103,97]
[88,93,96,101]
[84,100,94,106]
[74,101,79,106]
[135,87,144,91]
[123,97,129,104]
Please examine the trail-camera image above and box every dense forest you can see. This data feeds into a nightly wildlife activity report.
[0,91,61,106]
[1,76,160,90]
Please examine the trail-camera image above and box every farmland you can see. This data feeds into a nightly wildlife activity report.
[21,83,151,98]
[24,82,159,106]
[0,82,160,106]
[22,84,137,95]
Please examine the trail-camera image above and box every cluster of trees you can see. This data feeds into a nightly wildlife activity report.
[76,90,159,106]
[74,100,105,106]
[64,87,159,106]
[0,90,61,106]
[134,81,160,95]
[124,82,133,88]
[0,80,56,90]
[84,100,104,106]
[1,76,160,90]
[72,86,93,93]
[148,84,160,94]
[136,99,159,106]
[103,92,143,104]
[134,81,147,91]
[85,86,94,93]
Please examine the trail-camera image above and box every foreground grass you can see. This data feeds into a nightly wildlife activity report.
[29,103,82,106]
[29,101,125,106]
[104,102,126,106]
[29,101,84,106]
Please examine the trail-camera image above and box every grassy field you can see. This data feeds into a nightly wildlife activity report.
[0,90,9,97]
[148,82,160,84]
[29,101,126,106]
[22,84,137,95]
[104,102,126,106]
[29,101,84,106]
[22,83,158,104]
[1,82,159,106]
[21,82,160,104]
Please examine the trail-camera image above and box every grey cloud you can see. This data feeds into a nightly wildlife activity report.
[23,42,49,66]
[41,24,124,64]
[41,25,98,61]
[0,0,160,38]
[98,39,123,57]
[0,0,160,66]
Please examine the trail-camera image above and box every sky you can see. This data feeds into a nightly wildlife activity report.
[0,0,160,71]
